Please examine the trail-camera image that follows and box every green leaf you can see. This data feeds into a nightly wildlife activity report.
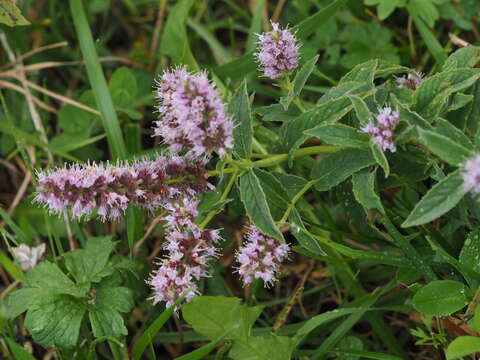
[63,236,115,285]
[460,229,480,274]
[229,334,294,360]
[446,336,480,360]
[88,284,134,339]
[352,169,384,213]
[280,55,319,110]
[239,171,284,241]
[108,67,138,107]
[339,59,378,85]
[229,80,253,159]
[282,97,353,165]
[413,69,480,119]
[408,0,439,27]
[412,280,467,316]
[402,170,467,227]
[443,46,480,71]
[245,0,265,52]
[174,337,224,360]
[69,0,127,159]
[160,0,198,69]
[435,118,473,150]
[25,261,82,297]
[418,128,472,166]
[182,296,263,341]
[370,141,390,178]
[5,337,36,360]
[311,148,376,191]
[0,0,30,26]
[305,123,369,148]
[24,294,86,348]
[254,168,290,219]
[348,95,374,126]
[289,209,327,256]
[365,0,406,19]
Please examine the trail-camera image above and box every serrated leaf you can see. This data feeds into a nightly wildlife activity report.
[289,209,326,256]
[412,280,467,316]
[24,261,82,297]
[339,59,378,85]
[402,170,467,227]
[63,236,115,285]
[239,171,284,241]
[89,306,128,338]
[280,55,319,110]
[442,46,480,71]
[352,169,384,213]
[436,118,473,150]
[418,128,472,165]
[413,69,480,119]
[253,168,290,219]
[348,95,374,126]
[229,80,253,158]
[182,296,263,341]
[24,294,86,348]
[305,123,369,147]
[311,148,376,191]
[0,0,30,26]
[281,97,353,165]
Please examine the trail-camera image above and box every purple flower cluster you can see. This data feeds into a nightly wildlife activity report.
[35,156,210,221]
[235,226,290,286]
[147,198,220,308]
[255,22,300,79]
[396,71,424,90]
[462,154,480,193]
[362,107,400,153]
[153,68,234,158]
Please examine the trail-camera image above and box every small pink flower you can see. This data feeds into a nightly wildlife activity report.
[396,71,424,90]
[255,22,300,79]
[235,226,290,287]
[462,155,480,193]
[362,107,400,153]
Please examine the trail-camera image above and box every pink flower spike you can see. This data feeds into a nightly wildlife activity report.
[153,68,234,158]
[255,22,300,79]
[235,226,290,287]
[361,106,400,153]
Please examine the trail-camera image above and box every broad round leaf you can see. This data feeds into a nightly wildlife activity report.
[412,280,467,316]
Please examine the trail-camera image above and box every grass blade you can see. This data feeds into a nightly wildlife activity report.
[69,0,127,159]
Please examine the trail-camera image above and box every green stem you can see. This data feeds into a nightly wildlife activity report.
[199,170,240,229]
[207,145,342,178]
[277,179,317,226]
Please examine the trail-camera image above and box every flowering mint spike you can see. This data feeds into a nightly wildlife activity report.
[235,226,290,287]
[396,71,424,90]
[462,154,480,193]
[153,68,234,158]
[255,22,300,79]
[361,107,400,153]
[34,156,209,221]
[147,198,220,308]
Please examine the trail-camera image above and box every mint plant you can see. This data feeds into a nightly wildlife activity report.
[2,0,480,359]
